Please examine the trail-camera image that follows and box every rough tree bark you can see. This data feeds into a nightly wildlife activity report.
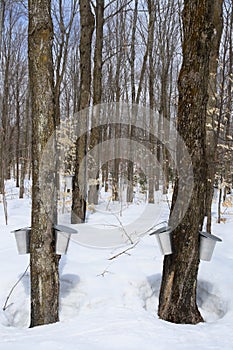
[71,0,94,223]
[28,0,59,327]
[158,0,223,324]
[0,0,4,52]
[93,0,104,107]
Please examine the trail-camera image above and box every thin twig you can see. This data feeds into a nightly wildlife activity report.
[96,262,114,277]
[108,241,139,260]
[3,264,30,311]
[111,212,134,244]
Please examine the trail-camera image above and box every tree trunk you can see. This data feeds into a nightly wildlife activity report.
[0,0,5,53]
[205,0,223,233]
[0,14,10,192]
[130,0,138,104]
[88,0,104,205]
[112,4,124,202]
[158,0,222,324]
[71,0,94,223]
[15,75,20,188]
[223,4,233,198]
[93,0,104,107]
[19,92,31,199]
[148,0,155,203]
[155,114,162,191]
[126,1,138,203]
[218,175,223,223]
[28,0,59,327]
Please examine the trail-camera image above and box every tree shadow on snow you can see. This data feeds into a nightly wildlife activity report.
[60,274,80,298]
[197,279,227,321]
[143,274,227,322]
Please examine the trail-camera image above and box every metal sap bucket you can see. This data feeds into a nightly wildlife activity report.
[12,227,30,255]
[12,225,78,255]
[150,226,172,255]
[199,231,222,261]
[54,225,78,255]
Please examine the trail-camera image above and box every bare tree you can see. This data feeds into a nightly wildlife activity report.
[147,0,155,203]
[53,0,78,124]
[19,90,31,199]
[0,2,12,191]
[205,0,224,232]
[88,0,104,205]
[71,0,94,223]
[28,0,59,327]
[158,0,223,324]
[211,0,232,224]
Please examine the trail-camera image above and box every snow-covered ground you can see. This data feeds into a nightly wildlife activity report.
[0,180,233,349]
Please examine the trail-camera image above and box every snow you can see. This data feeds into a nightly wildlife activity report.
[0,181,233,349]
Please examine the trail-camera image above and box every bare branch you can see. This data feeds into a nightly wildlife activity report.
[108,241,139,260]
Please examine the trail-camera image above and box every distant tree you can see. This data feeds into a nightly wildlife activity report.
[28,0,59,327]
[205,0,224,232]
[218,0,233,201]
[88,0,104,205]
[53,0,78,125]
[19,90,31,199]
[155,0,180,194]
[209,0,232,224]
[71,0,94,223]
[0,1,12,190]
[158,0,223,324]
[0,1,29,201]
[147,0,155,203]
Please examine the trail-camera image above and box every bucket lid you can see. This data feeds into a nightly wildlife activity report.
[11,227,31,233]
[150,225,172,236]
[199,231,222,242]
[54,225,78,234]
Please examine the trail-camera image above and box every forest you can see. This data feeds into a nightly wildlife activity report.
[0,0,232,332]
